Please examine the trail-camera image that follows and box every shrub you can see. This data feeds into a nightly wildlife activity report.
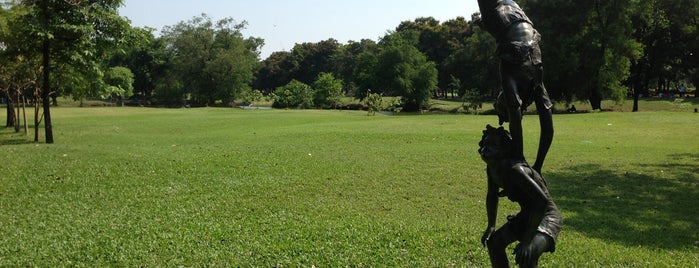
[272,80,314,109]
[313,73,344,109]
[365,92,383,116]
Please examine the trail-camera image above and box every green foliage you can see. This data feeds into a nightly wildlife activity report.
[520,0,645,107]
[112,27,171,101]
[102,66,134,102]
[444,26,498,99]
[254,38,357,94]
[272,80,314,108]
[290,39,342,85]
[462,87,484,113]
[312,72,344,108]
[352,49,380,99]
[252,4,695,112]
[240,89,264,106]
[394,16,479,95]
[1,108,697,266]
[364,92,383,115]
[372,32,438,112]
[152,71,185,107]
[0,0,132,142]
[161,14,262,106]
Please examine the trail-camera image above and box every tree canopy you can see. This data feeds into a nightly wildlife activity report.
[160,14,263,106]
[1,0,132,143]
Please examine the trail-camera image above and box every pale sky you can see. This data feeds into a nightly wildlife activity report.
[118,0,480,59]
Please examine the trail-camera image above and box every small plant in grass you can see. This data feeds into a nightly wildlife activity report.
[365,92,383,116]
[462,87,484,114]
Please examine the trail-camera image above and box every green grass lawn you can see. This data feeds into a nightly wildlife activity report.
[1,106,697,266]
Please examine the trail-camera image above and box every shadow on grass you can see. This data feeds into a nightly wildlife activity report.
[0,130,35,146]
[547,157,699,250]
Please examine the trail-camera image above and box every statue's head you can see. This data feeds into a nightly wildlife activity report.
[478,125,515,161]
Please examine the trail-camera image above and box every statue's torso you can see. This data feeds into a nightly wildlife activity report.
[480,1,533,42]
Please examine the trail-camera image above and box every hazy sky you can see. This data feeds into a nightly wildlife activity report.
[119,0,480,59]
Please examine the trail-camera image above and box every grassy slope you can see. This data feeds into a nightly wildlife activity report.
[1,106,697,266]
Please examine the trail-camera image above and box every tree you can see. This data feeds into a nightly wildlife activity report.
[161,14,262,106]
[394,16,481,98]
[373,31,438,112]
[521,0,643,109]
[254,51,297,94]
[443,20,498,100]
[8,0,131,143]
[289,39,342,85]
[111,27,171,104]
[352,47,380,100]
[629,0,698,111]
[332,39,377,95]
[102,66,134,104]
[312,72,344,109]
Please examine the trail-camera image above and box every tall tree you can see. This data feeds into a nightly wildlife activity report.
[254,51,297,94]
[289,39,342,86]
[161,14,263,106]
[521,0,643,109]
[110,27,170,104]
[630,0,697,111]
[443,19,498,100]
[373,31,438,112]
[8,0,131,143]
[312,72,344,109]
[333,39,377,94]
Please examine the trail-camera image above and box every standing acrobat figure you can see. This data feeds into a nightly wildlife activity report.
[476,0,554,173]
[479,125,562,268]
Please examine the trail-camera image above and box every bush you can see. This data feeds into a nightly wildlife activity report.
[313,73,344,109]
[241,89,264,106]
[365,92,383,116]
[272,80,314,109]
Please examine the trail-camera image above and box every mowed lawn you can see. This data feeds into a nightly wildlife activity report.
[1,107,697,267]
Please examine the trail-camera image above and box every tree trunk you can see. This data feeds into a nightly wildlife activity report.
[14,94,20,132]
[6,101,16,128]
[42,36,54,144]
[589,88,602,110]
[632,76,640,112]
[22,96,28,135]
[42,0,54,144]
[34,97,41,143]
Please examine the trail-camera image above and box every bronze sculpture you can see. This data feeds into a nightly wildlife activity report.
[476,0,554,173]
[478,125,562,268]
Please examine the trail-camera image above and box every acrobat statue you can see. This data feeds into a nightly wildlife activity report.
[478,125,562,268]
[476,0,554,173]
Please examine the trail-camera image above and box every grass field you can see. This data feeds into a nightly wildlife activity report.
[1,104,698,267]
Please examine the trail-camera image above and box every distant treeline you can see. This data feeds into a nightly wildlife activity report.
[1,1,697,131]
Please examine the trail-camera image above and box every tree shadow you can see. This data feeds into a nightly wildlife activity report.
[0,130,35,146]
[547,157,699,250]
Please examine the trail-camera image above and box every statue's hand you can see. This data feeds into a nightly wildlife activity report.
[480,227,495,247]
[514,243,533,266]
